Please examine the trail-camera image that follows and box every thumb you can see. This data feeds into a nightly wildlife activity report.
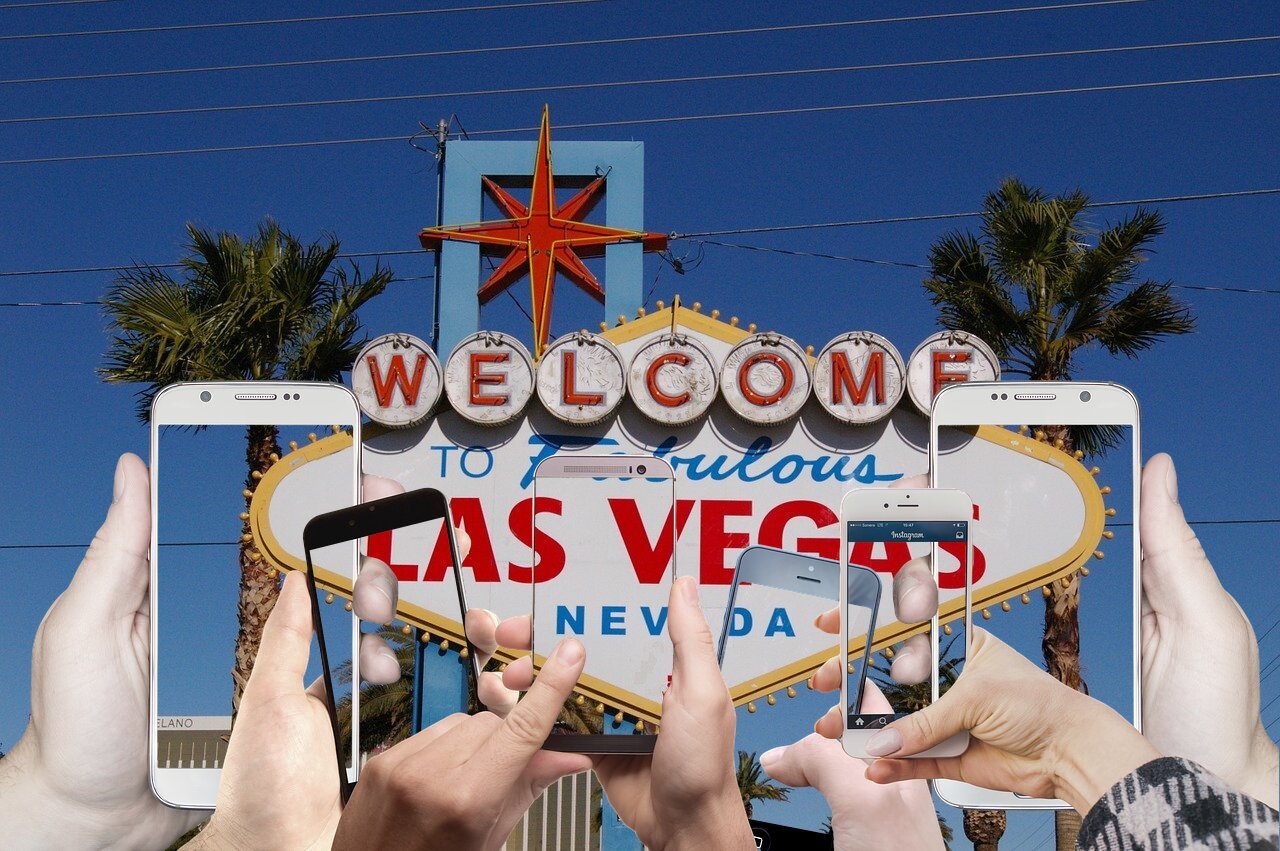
[246,570,314,694]
[759,734,854,790]
[865,682,966,760]
[478,638,585,782]
[668,576,721,699]
[61,453,151,624]
[1139,454,1223,615]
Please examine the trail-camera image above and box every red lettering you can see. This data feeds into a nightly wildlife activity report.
[366,529,417,583]
[848,541,913,575]
[829,350,884,406]
[366,352,428,408]
[609,498,695,584]
[938,541,986,589]
[646,352,692,407]
[738,352,793,406]
[508,496,566,584]
[469,352,510,406]
[424,497,500,583]
[931,350,971,399]
[560,350,604,406]
[700,499,753,585]
[759,500,839,560]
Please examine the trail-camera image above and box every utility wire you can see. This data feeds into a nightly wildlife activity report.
[0,0,1153,86]
[0,0,118,7]
[0,0,609,42]
[8,34,1277,127]
[7,70,1277,167]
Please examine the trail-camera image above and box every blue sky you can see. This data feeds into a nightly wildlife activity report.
[1,0,1278,846]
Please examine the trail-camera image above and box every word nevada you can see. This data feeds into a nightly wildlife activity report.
[351,327,1000,429]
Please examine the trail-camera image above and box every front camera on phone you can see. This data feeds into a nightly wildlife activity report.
[1080,390,1092,402]
[199,391,211,402]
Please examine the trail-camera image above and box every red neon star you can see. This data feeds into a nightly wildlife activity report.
[419,105,668,357]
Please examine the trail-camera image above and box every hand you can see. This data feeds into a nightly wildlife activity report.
[496,577,754,851]
[759,681,944,851]
[1138,453,1278,806]
[0,454,204,849]
[331,638,593,850]
[856,628,1161,814]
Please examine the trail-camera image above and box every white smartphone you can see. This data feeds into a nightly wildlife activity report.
[149,381,361,808]
[531,454,676,754]
[930,381,1141,810]
[841,487,972,759]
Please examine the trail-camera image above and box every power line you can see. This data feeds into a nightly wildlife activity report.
[0,255,431,278]
[8,70,1278,167]
[0,0,118,7]
[9,34,1277,127]
[0,0,609,42]
[692,239,1280,295]
[0,0,1153,87]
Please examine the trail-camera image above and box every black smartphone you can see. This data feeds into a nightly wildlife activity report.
[303,488,475,802]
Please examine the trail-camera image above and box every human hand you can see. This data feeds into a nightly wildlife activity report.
[759,681,944,851]
[0,454,204,849]
[1138,453,1278,806]
[495,577,754,851]
[853,628,1161,814]
[330,638,593,850]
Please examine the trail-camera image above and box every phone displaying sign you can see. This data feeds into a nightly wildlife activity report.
[841,488,972,759]
[149,382,359,809]
[531,455,676,753]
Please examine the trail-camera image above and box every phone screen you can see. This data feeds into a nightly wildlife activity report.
[154,423,357,772]
[845,519,968,729]
[934,423,1136,731]
[531,460,675,746]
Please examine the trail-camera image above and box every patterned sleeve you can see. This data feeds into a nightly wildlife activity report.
[1077,756,1278,851]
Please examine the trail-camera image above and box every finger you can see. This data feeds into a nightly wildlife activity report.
[361,473,406,503]
[859,677,894,714]
[495,614,533,652]
[376,712,477,771]
[64,454,151,624]
[247,571,314,689]
[305,674,327,701]
[502,655,536,692]
[760,733,858,790]
[477,639,586,782]
[465,608,501,660]
[668,576,722,698]
[478,670,519,716]
[1139,453,1225,614]
[812,656,842,693]
[360,632,402,685]
[863,682,968,759]
[815,704,843,739]
[890,473,930,491]
[865,751,964,785]
[893,556,937,625]
[889,633,932,685]
[353,555,398,624]
[455,527,472,562]
[814,606,839,636]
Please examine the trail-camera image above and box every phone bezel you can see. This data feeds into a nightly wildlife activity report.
[840,487,973,759]
[148,381,361,809]
[530,454,675,754]
[929,380,1141,810]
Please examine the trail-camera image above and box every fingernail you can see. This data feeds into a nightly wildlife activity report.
[112,456,127,503]
[555,638,584,664]
[865,728,902,757]
[759,747,783,773]
[371,574,396,608]
[1165,459,1178,503]
[681,576,699,605]
[377,646,398,663]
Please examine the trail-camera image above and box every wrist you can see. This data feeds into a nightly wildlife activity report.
[1242,731,1279,809]
[659,787,754,851]
[1053,710,1161,815]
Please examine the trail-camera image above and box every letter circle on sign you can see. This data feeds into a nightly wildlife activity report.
[444,331,535,426]
[628,333,719,426]
[351,332,443,428]
[905,330,1001,414]
[720,332,811,424]
[812,331,905,424]
[537,331,626,425]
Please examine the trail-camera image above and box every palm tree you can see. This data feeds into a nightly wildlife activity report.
[736,750,790,818]
[924,178,1195,847]
[336,627,416,756]
[101,220,392,717]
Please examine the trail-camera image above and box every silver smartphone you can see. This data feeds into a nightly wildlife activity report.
[841,487,972,759]
[930,381,1140,810]
[149,381,360,808]
[531,454,676,754]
